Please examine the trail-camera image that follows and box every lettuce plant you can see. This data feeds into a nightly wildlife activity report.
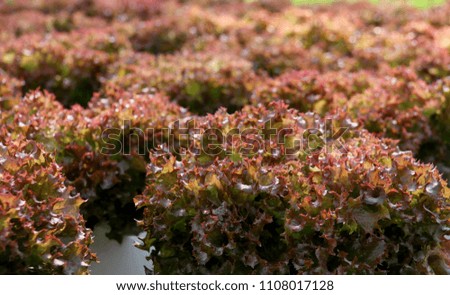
[0,34,113,107]
[0,129,96,274]
[253,67,448,177]
[136,103,450,274]
[128,5,244,54]
[85,0,165,20]
[104,51,257,114]
[1,89,189,242]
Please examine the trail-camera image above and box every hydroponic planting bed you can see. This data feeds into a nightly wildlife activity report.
[0,0,449,275]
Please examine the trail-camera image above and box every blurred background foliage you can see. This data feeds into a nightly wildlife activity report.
[290,0,446,9]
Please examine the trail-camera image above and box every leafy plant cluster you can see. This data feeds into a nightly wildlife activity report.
[0,0,449,274]
[1,89,187,242]
[136,102,450,274]
[253,67,447,162]
[103,51,258,114]
[0,127,95,274]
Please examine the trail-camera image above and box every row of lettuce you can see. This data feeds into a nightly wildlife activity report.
[0,0,449,274]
